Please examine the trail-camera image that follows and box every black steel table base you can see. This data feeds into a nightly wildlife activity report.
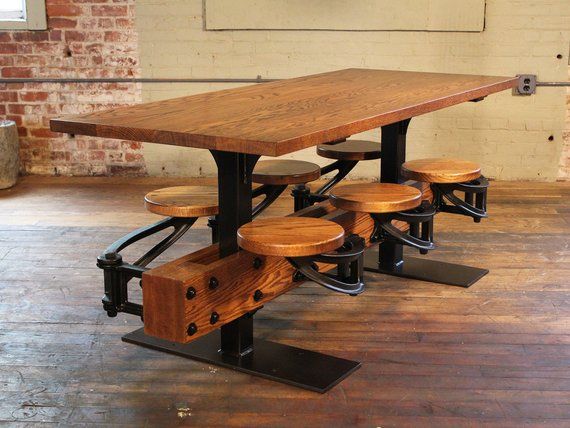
[122,328,361,393]
[364,247,489,288]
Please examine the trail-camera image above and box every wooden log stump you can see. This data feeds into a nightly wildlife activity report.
[0,120,19,189]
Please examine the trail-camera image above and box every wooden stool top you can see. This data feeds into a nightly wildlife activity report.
[237,217,345,257]
[401,158,481,183]
[317,140,382,161]
[252,160,321,185]
[330,183,422,213]
[145,186,218,218]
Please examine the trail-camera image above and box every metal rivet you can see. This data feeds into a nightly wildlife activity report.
[187,323,198,336]
[253,257,262,269]
[210,312,220,324]
[253,289,264,302]
[186,287,196,300]
[208,277,219,290]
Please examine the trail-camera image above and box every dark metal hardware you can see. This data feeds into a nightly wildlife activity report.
[97,216,196,318]
[433,176,489,222]
[252,184,288,218]
[187,323,198,336]
[253,257,263,269]
[370,201,436,253]
[291,160,359,211]
[210,312,220,324]
[253,289,264,302]
[287,234,366,296]
[515,74,570,95]
[186,287,197,300]
[208,277,219,290]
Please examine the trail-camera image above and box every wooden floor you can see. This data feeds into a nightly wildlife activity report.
[0,177,569,427]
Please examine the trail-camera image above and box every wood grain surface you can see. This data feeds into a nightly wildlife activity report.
[402,158,482,183]
[50,69,518,156]
[1,177,570,426]
[317,140,382,161]
[144,186,219,217]
[252,159,321,185]
[237,217,345,257]
[330,183,422,213]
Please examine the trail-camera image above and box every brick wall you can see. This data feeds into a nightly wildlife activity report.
[0,0,143,176]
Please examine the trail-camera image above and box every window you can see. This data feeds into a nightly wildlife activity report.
[0,0,47,30]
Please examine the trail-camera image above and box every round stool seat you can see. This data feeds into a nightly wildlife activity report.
[317,140,382,161]
[252,160,321,185]
[144,186,218,217]
[330,183,422,214]
[401,158,481,184]
[237,217,345,257]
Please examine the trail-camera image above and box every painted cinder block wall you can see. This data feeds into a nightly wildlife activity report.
[137,0,570,181]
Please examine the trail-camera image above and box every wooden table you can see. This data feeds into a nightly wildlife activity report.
[51,68,518,392]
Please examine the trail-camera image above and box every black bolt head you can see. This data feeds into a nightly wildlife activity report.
[209,277,219,290]
[186,287,197,300]
[187,323,198,336]
[253,257,262,269]
[253,289,264,302]
[210,312,220,324]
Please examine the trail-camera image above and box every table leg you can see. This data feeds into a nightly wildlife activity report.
[363,119,489,287]
[123,150,360,393]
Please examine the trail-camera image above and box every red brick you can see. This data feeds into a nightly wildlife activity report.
[48,17,77,28]
[2,68,33,78]
[0,92,18,102]
[88,150,106,161]
[64,31,86,42]
[0,33,11,42]
[13,32,50,42]
[30,128,57,138]
[19,92,49,102]
[5,115,23,126]
[50,30,63,41]
[0,44,17,54]
[0,105,5,115]
[104,31,129,42]
[0,55,14,66]
[47,4,83,16]
[91,5,127,16]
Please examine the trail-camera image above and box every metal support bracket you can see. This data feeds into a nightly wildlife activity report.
[291,160,359,211]
[370,201,436,254]
[287,234,366,295]
[433,176,489,222]
[97,217,196,318]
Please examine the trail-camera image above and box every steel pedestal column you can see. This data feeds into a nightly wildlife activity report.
[122,150,360,392]
[363,119,489,287]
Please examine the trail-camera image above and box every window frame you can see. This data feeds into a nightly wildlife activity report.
[0,0,47,31]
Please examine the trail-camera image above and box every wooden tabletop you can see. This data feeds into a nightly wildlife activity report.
[50,68,517,157]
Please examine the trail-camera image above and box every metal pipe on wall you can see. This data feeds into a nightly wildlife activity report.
[0,77,279,84]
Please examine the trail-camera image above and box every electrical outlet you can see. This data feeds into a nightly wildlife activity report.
[514,74,537,96]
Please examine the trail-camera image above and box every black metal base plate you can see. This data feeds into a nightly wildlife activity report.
[364,248,488,288]
[122,328,361,393]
